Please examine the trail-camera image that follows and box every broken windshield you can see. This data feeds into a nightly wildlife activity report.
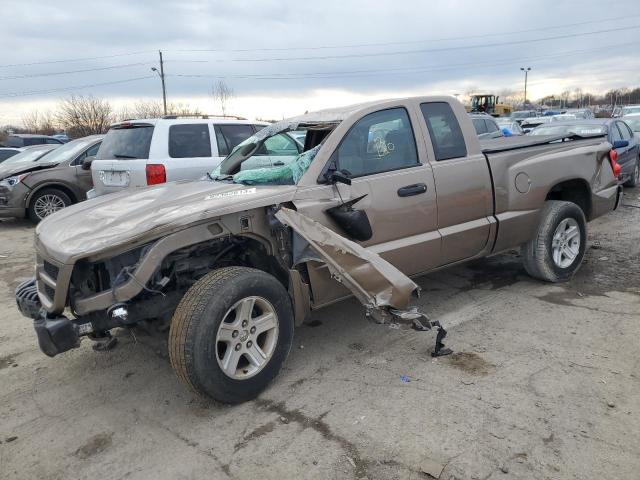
[211,122,337,186]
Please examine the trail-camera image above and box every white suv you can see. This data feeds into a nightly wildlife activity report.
[88,116,268,197]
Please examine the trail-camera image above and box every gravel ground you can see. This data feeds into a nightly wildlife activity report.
[1,190,639,480]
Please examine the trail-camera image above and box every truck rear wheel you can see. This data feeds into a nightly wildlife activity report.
[522,200,586,282]
[169,266,294,404]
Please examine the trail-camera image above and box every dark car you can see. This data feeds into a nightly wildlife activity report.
[531,119,639,186]
[0,147,23,162]
[469,113,504,139]
[4,134,64,147]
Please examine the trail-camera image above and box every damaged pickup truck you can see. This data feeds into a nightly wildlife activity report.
[16,96,622,403]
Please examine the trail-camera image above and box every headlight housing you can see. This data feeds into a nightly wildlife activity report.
[0,173,29,187]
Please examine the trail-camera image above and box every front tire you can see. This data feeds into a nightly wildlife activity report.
[169,267,294,404]
[28,188,72,223]
[522,200,587,282]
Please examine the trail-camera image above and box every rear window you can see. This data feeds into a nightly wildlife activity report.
[215,124,255,156]
[96,124,154,160]
[169,124,211,158]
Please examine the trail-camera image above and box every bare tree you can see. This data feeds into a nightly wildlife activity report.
[117,100,203,121]
[211,80,235,116]
[56,95,114,137]
[168,102,202,116]
[22,110,56,135]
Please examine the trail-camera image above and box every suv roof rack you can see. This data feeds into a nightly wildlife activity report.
[161,114,248,120]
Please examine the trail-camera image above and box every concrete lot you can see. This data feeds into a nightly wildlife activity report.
[1,190,639,480]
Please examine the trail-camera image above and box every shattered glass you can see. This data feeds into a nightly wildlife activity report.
[216,144,322,186]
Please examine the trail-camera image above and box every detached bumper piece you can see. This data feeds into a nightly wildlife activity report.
[34,315,81,357]
[15,277,92,357]
[15,278,41,320]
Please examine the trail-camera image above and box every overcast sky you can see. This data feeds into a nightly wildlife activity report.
[1,0,640,124]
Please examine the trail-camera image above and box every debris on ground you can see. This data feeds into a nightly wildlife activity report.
[400,375,410,383]
[420,456,446,478]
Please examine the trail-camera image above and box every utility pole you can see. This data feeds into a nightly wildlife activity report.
[520,67,531,105]
[151,50,167,116]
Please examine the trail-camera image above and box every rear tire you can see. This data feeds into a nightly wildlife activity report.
[624,159,639,187]
[522,201,586,282]
[169,267,294,404]
[28,188,72,223]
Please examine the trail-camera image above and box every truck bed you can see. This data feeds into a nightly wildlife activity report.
[480,134,607,153]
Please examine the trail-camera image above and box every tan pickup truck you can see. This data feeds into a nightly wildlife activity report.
[16,96,622,403]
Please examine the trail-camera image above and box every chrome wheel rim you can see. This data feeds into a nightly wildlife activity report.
[33,194,65,219]
[634,163,639,183]
[215,296,279,380]
[551,218,581,268]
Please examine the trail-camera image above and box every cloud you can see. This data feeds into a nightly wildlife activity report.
[1,0,639,123]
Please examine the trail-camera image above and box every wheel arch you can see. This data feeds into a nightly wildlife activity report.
[544,178,592,221]
[25,182,78,209]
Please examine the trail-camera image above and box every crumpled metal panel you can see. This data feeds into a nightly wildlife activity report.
[274,207,418,313]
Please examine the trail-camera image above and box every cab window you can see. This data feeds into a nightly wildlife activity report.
[420,102,468,161]
[333,107,419,178]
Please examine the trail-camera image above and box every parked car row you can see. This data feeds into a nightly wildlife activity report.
[4,102,638,225]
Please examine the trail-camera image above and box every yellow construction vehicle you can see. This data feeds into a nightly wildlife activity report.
[466,94,513,117]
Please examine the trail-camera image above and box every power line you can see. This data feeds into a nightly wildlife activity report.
[0,51,154,69]
[168,41,640,81]
[172,13,640,53]
[0,62,154,81]
[1,13,636,71]
[182,25,640,63]
[0,75,154,98]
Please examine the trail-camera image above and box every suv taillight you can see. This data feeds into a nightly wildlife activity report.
[609,149,622,178]
[146,164,166,185]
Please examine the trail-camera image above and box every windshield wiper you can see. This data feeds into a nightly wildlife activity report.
[113,153,138,159]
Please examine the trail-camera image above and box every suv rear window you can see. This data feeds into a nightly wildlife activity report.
[96,124,154,160]
[169,124,211,158]
[215,125,255,156]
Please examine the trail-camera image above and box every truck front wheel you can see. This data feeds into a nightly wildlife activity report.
[522,200,587,282]
[169,267,294,404]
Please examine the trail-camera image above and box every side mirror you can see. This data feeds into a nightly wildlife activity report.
[81,156,95,170]
[612,140,629,149]
[329,171,352,186]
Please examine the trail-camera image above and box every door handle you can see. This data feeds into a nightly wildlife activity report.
[397,183,427,197]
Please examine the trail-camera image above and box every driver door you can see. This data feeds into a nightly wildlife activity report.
[294,106,440,306]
